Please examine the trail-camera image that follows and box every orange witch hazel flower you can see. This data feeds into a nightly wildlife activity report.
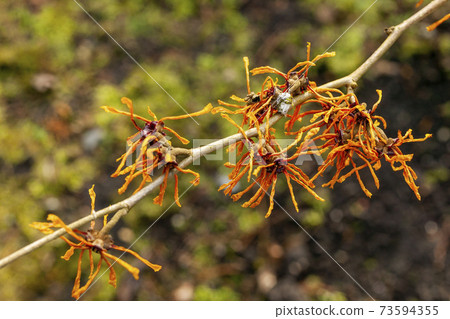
[219,131,324,218]
[213,43,335,131]
[375,129,432,200]
[300,90,432,199]
[102,97,209,205]
[30,185,161,299]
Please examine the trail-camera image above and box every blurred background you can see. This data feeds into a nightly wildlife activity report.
[0,0,448,300]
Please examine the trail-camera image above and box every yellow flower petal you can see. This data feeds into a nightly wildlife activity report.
[112,245,162,272]
[160,103,212,122]
[102,251,140,280]
[61,246,76,261]
[29,221,54,234]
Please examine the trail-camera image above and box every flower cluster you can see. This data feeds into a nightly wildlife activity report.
[296,90,432,200]
[30,186,161,299]
[214,43,431,215]
[213,43,334,130]
[219,130,325,218]
[102,97,210,206]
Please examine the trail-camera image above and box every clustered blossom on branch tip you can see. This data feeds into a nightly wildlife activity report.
[30,185,161,299]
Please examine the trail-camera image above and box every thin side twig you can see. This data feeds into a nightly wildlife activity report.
[323,0,448,88]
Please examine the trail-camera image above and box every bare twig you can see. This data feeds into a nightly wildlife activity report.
[323,0,448,89]
[0,0,446,270]
[98,208,129,238]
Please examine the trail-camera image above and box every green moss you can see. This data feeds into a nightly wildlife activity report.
[236,207,264,233]
[425,167,449,185]
[193,244,214,267]
[32,4,77,67]
[302,209,325,227]
[194,284,239,300]
[325,27,364,76]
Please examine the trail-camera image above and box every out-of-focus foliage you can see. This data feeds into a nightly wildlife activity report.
[0,0,448,300]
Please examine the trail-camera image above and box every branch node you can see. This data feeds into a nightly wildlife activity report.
[385,26,395,35]
[346,83,357,104]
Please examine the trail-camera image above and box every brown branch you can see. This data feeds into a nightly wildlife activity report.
[0,0,446,270]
